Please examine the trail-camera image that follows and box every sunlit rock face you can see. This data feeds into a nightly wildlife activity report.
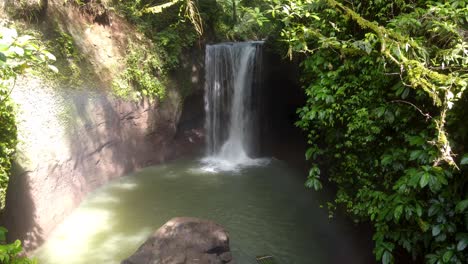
[122,217,233,264]
[0,0,206,253]
[0,76,203,252]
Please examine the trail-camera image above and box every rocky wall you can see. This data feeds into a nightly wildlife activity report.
[0,0,205,253]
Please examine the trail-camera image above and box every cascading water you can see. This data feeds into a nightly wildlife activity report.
[202,41,267,172]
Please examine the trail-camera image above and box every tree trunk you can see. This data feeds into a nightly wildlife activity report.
[232,0,237,25]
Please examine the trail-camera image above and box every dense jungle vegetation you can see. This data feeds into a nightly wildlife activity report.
[0,0,467,263]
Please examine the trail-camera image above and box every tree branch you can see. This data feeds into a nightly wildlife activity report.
[390,99,432,121]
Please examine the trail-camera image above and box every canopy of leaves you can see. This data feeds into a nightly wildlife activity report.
[231,0,468,263]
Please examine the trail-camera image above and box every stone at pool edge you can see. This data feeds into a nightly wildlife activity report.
[121,217,235,264]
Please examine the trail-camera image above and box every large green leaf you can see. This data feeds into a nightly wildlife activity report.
[460,154,468,165]
[394,205,403,221]
[442,250,454,262]
[432,225,441,237]
[382,251,392,264]
[419,172,430,188]
[457,238,467,251]
[455,199,468,213]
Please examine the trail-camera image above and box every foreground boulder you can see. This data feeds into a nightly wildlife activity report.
[122,217,234,264]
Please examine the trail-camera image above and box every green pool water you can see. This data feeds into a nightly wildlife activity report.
[34,158,373,264]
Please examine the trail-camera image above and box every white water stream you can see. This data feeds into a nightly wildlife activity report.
[202,41,267,172]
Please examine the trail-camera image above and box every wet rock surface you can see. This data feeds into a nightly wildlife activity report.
[0,81,203,252]
[122,217,234,264]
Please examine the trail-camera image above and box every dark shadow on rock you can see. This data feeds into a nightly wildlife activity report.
[0,162,43,251]
[259,44,309,172]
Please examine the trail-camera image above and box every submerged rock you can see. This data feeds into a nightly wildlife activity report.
[122,217,234,264]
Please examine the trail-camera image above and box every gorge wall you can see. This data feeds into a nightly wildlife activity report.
[0,0,204,252]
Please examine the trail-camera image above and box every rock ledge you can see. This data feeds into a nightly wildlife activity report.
[122,217,234,264]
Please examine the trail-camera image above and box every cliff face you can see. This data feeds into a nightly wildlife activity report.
[0,0,204,252]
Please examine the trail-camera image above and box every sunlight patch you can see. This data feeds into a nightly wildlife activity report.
[35,209,112,262]
[113,181,138,190]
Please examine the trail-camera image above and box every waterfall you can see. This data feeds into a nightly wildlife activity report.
[202,41,266,172]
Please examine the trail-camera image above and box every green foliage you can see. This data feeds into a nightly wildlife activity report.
[55,30,81,78]
[0,227,36,264]
[229,5,272,40]
[114,0,199,55]
[254,0,468,263]
[209,0,277,40]
[0,82,16,212]
[0,22,56,210]
[54,30,81,63]
[145,0,204,36]
[42,28,84,86]
[112,0,201,99]
[112,43,166,101]
[154,24,197,71]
